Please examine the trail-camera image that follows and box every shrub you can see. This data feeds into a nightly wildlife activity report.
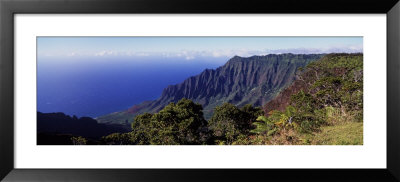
[71,136,87,145]
[102,132,133,145]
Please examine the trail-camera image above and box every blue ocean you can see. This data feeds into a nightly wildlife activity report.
[37,57,225,118]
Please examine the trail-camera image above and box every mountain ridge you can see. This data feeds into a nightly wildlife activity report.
[97,53,325,124]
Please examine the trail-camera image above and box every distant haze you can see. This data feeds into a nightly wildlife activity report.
[38,37,363,61]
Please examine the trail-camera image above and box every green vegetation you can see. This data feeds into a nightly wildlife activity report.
[208,103,263,144]
[101,133,132,145]
[311,121,363,145]
[100,99,264,145]
[249,53,363,145]
[130,98,208,145]
[71,136,87,145]
[100,99,209,145]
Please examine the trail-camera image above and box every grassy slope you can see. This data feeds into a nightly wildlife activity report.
[309,121,363,145]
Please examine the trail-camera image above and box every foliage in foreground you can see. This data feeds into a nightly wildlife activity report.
[248,53,363,145]
[100,99,264,145]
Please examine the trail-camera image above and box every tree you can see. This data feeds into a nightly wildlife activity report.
[312,76,345,109]
[130,113,153,144]
[290,90,316,114]
[208,103,261,144]
[290,90,325,133]
[130,98,208,145]
[241,104,264,122]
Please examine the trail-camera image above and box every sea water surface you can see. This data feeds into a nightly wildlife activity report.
[37,57,225,118]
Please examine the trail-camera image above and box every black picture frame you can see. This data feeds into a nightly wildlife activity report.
[1,0,399,181]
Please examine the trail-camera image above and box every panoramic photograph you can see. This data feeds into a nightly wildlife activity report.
[37,37,363,145]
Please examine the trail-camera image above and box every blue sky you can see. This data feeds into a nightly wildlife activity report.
[37,37,363,61]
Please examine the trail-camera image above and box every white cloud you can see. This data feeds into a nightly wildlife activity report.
[39,45,363,60]
[185,56,195,60]
[68,52,76,57]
